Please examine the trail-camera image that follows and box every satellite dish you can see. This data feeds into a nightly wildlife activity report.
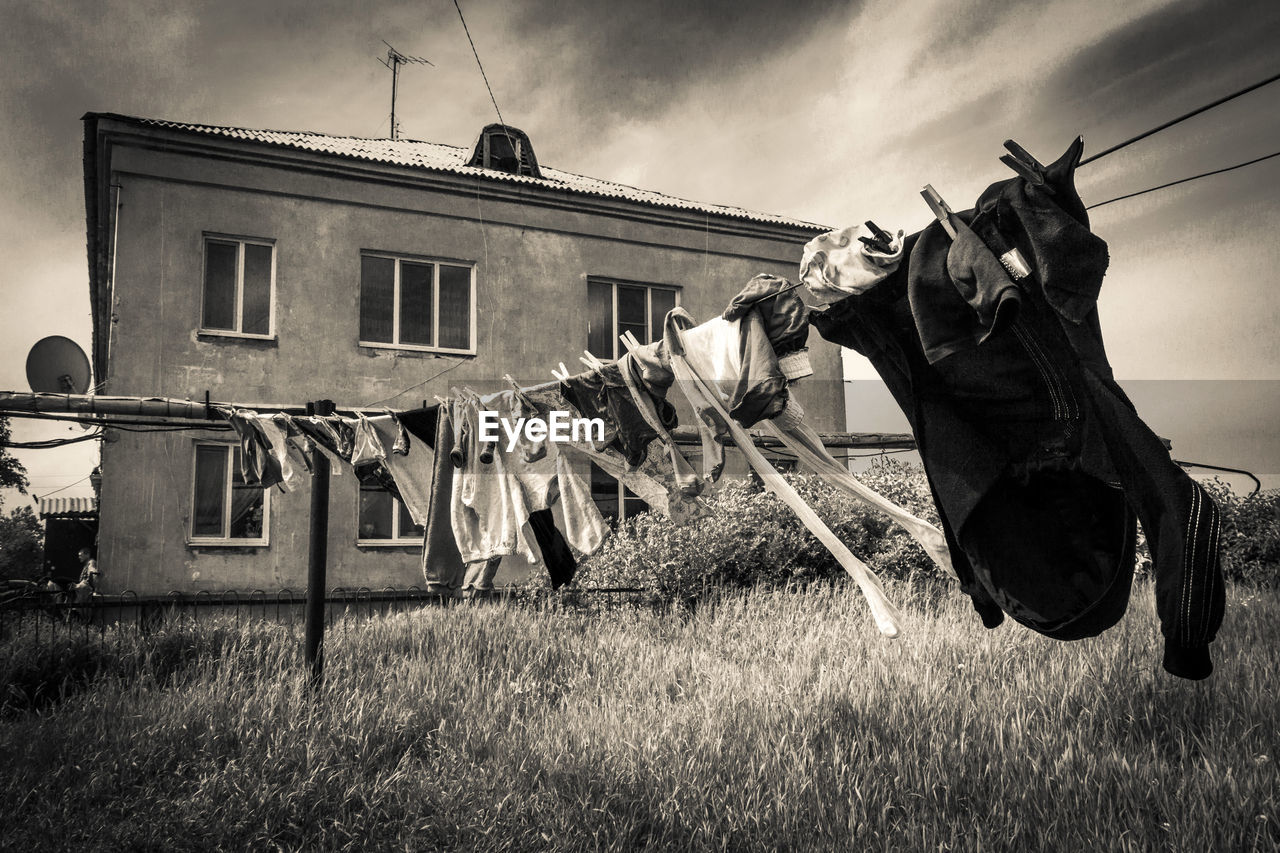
[26,336,91,394]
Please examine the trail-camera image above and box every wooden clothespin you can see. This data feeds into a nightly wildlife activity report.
[920,185,957,239]
[580,350,608,371]
[551,365,570,383]
[858,220,896,254]
[1000,140,1054,194]
[619,331,642,353]
[502,373,536,409]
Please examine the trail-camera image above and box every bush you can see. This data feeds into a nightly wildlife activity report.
[1200,479,1280,586]
[572,462,1280,597]
[574,458,946,598]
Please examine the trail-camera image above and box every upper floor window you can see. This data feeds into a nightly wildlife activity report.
[201,235,274,337]
[587,279,679,360]
[357,474,425,545]
[359,253,476,354]
[190,442,269,545]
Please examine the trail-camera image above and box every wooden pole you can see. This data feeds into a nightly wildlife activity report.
[304,400,334,688]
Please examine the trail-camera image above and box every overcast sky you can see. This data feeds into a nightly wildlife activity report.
[1,0,1278,503]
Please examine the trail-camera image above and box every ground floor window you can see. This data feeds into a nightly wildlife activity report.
[190,442,268,544]
[357,474,425,543]
[590,462,649,524]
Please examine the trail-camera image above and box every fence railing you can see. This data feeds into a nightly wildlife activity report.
[0,585,652,653]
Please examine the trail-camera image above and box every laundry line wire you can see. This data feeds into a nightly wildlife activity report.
[1079,69,1280,167]
[1085,148,1280,210]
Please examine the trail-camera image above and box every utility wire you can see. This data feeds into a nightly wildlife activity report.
[453,0,518,159]
[36,473,94,499]
[1085,148,1280,210]
[2,431,103,449]
[1079,69,1280,166]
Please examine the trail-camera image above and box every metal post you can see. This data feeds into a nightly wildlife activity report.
[304,400,334,688]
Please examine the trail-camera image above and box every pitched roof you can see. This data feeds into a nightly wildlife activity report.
[97,114,827,232]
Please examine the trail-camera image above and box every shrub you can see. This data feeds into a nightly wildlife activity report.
[571,462,1280,597]
[574,458,946,598]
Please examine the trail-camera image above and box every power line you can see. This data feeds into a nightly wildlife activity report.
[1085,148,1280,210]
[2,431,103,449]
[35,472,94,499]
[452,0,518,157]
[1079,69,1280,166]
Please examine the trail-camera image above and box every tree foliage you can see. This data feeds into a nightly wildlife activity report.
[0,416,30,500]
[0,505,43,582]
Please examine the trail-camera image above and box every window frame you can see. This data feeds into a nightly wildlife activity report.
[358,251,478,355]
[586,278,678,517]
[199,233,277,339]
[187,440,270,547]
[586,277,680,360]
[355,477,425,547]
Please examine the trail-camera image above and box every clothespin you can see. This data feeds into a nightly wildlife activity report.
[858,220,896,254]
[1000,140,1054,194]
[920,185,957,239]
[551,364,570,383]
[619,331,642,354]
[580,350,607,371]
[502,373,536,410]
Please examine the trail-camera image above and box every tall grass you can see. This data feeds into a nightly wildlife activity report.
[1,583,1277,852]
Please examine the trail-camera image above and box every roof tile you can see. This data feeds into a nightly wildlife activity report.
[118,116,827,231]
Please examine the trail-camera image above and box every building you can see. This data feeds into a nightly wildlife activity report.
[82,114,834,595]
[39,496,99,585]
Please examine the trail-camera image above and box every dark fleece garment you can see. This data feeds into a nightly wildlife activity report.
[811,137,1223,680]
[560,363,678,468]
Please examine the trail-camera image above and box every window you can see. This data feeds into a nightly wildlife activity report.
[201,235,274,336]
[359,253,475,353]
[190,443,268,544]
[590,462,650,525]
[357,474,425,544]
[586,279,676,519]
[587,279,678,360]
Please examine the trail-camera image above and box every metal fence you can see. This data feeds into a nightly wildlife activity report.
[0,585,652,654]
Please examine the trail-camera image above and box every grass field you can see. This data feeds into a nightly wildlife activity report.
[1,582,1277,852]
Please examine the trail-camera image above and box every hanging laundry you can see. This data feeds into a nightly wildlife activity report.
[221,408,297,491]
[662,307,790,482]
[808,137,1223,679]
[559,363,678,468]
[365,414,434,527]
[800,222,906,306]
[722,273,813,381]
[349,412,386,467]
[521,384,711,525]
[448,389,608,573]
[408,405,466,594]
[528,508,577,589]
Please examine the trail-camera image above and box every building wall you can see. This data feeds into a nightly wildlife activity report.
[95,135,840,594]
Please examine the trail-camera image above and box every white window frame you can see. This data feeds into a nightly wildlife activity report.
[587,279,678,518]
[199,233,277,339]
[587,278,680,360]
[188,441,270,547]
[358,252,478,355]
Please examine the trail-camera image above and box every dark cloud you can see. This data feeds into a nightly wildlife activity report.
[1045,0,1280,141]
[505,0,855,122]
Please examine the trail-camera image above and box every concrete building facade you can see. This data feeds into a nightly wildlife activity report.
[83,114,834,595]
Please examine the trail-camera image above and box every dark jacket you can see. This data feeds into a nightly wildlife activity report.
[811,137,1224,679]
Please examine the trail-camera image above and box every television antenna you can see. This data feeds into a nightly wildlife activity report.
[378,41,433,140]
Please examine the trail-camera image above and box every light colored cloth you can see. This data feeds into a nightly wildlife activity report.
[366,415,435,527]
[800,223,905,305]
[450,390,608,566]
